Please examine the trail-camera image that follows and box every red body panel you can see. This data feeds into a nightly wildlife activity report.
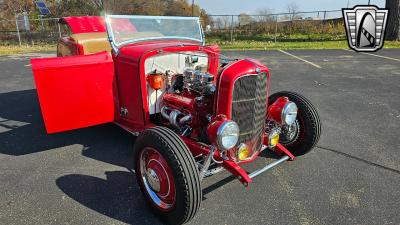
[113,53,146,129]
[216,59,270,118]
[59,16,106,34]
[31,51,115,133]
[206,114,229,146]
[267,96,290,124]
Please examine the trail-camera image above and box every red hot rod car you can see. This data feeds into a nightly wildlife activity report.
[31,15,321,225]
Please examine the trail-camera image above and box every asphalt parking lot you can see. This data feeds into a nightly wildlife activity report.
[0,49,399,225]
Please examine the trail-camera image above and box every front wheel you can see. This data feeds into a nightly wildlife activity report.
[268,91,321,156]
[134,127,201,225]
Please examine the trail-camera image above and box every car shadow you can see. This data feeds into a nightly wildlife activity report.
[0,89,159,224]
[0,89,284,224]
[260,149,282,159]
[0,89,134,168]
[56,171,163,225]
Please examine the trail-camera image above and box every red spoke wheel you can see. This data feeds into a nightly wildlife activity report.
[268,91,321,156]
[134,127,201,225]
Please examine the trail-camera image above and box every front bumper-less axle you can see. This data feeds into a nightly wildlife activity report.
[222,143,295,187]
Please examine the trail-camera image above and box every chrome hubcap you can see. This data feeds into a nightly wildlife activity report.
[139,147,176,211]
[146,168,160,192]
[280,119,300,145]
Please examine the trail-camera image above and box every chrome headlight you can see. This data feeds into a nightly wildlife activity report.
[282,102,298,125]
[216,121,239,151]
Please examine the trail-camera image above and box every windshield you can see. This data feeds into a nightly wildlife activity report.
[105,15,204,47]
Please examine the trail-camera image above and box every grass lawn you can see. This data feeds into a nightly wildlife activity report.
[0,40,399,55]
[0,44,56,55]
[207,39,400,50]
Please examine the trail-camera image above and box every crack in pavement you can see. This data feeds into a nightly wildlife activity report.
[316,146,400,175]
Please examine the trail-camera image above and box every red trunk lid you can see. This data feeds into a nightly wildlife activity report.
[59,16,106,34]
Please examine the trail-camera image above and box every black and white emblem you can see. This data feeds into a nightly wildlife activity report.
[342,5,389,52]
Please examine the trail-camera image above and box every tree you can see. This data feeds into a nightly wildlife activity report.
[286,2,300,21]
[1,0,34,18]
[90,0,104,9]
[238,13,252,26]
[53,0,100,17]
[255,8,275,33]
[385,0,399,40]
[256,8,274,23]
[200,8,211,27]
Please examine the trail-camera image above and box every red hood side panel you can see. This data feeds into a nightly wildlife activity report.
[59,16,106,34]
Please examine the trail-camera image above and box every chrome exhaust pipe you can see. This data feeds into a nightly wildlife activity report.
[161,106,192,130]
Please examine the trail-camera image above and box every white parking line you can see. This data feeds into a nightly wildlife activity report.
[362,52,400,62]
[24,64,31,67]
[343,49,400,62]
[278,49,321,69]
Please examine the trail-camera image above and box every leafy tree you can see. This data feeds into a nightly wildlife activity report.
[0,0,207,18]
[0,0,209,28]
[52,0,100,17]
[103,0,203,17]
[200,8,211,27]
[1,0,34,18]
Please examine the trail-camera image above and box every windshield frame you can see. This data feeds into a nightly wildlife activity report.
[105,15,204,51]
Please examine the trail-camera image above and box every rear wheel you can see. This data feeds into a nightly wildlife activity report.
[134,126,201,225]
[268,91,321,156]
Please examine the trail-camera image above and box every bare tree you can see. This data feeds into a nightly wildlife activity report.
[385,0,399,40]
[286,2,300,21]
[214,17,223,29]
[221,16,230,30]
[238,13,252,26]
[256,8,274,22]
[255,8,275,33]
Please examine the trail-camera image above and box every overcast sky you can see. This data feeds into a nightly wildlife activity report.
[195,0,386,15]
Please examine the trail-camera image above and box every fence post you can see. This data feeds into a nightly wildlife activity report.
[57,21,62,38]
[274,15,278,43]
[39,15,44,32]
[15,15,22,46]
[230,15,234,42]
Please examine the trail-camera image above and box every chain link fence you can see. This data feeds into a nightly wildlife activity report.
[0,10,345,46]
[206,10,345,42]
[0,16,70,46]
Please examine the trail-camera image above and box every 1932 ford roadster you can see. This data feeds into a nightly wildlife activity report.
[31,15,321,224]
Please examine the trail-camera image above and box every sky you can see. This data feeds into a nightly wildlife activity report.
[195,0,387,15]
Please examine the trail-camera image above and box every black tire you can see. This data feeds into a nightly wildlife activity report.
[268,91,321,156]
[134,126,201,225]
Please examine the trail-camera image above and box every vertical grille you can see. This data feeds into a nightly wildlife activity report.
[231,73,268,153]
